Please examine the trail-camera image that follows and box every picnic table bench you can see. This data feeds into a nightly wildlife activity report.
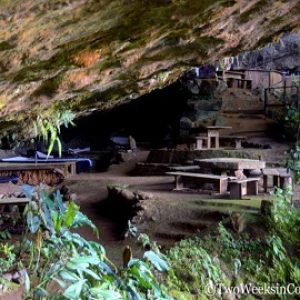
[262,168,292,192]
[0,176,30,216]
[166,171,235,193]
[0,197,30,205]
[191,126,232,150]
[228,177,260,199]
[220,135,246,149]
[168,165,200,172]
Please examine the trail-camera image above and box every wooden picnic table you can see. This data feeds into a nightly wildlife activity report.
[194,158,266,174]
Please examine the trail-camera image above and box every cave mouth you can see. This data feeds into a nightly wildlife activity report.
[61,80,189,150]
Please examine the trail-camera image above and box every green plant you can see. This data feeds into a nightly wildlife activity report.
[31,110,76,157]
[20,184,172,300]
[218,223,240,257]
[0,243,16,276]
[0,229,11,240]
[269,187,300,245]
[167,238,222,294]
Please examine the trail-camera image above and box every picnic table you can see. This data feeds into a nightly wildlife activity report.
[194,158,266,174]
[194,126,232,150]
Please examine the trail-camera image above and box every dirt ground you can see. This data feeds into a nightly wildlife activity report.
[64,150,271,266]
[0,145,295,266]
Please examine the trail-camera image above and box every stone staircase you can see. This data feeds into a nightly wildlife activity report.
[217,88,276,138]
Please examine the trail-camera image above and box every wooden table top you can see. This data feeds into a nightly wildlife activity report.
[194,158,266,170]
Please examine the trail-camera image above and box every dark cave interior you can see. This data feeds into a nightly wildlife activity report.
[62,81,189,150]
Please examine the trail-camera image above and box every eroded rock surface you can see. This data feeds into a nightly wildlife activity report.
[0,0,299,137]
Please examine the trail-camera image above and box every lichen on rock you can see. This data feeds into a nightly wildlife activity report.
[0,0,299,139]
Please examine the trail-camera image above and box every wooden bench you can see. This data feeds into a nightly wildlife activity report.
[0,197,30,215]
[168,165,200,172]
[166,171,235,193]
[0,197,30,205]
[228,178,260,199]
[220,136,246,149]
[262,168,292,192]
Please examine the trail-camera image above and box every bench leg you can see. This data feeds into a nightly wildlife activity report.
[175,176,183,190]
[63,165,69,177]
[219,180,228,194]
[215,136,220,149]
[207,137,211,149]
[196,139,203,150]
[263,175,268,192]
[70,162,77,176]
[273,175,280,188]
[230,183,242,199]
[280,176,292,190]
[247,181,258,195]
[235,139,242,149]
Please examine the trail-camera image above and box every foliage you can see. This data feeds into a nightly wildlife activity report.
[167,237,222,296]
[287,139,300,183]
[0,243,16,276]
[31,110,76,157]
[269,187,300,245]
[19,184,172,300]
[124,220,138,238]
[165,213,300,299]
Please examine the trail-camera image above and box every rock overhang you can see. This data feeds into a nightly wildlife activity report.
[0,0,299,140]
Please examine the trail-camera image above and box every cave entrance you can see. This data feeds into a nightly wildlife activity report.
[61,81,189,150]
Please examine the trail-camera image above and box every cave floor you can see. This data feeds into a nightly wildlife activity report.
[64,149,293,266]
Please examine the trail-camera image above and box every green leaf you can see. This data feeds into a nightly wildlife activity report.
[27,211,41,234]
[82,268,101,280]
[52,211,63,234]
[65,202,79,228]
[72,211,99,238]
[89,288,122,299]
[63,280,86,299]
[56,137,62,157]
[143,251,169,272]
[54,190,66,214]
[24,271,31,293]
[59,270,80,282]
[22,184,35,198]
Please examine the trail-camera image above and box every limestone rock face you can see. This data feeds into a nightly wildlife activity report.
[236,33,300,70]
[0,0,299,137]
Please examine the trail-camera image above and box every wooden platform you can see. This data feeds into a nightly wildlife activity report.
[0,161,76,177]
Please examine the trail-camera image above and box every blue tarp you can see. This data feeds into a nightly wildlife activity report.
[0,175,19,184]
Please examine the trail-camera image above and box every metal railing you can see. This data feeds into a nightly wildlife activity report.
[264,84,299,115]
